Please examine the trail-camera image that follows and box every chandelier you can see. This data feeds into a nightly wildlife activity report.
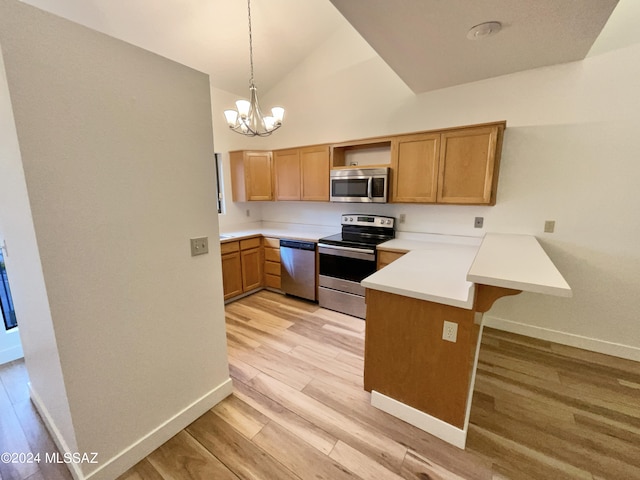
[224,0,284,137]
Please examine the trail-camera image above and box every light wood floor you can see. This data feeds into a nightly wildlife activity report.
[2,290,639,479]
[0,359,73,480]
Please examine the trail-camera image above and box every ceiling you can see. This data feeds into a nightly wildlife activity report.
[19,0,620,95]
[330,0,619,93]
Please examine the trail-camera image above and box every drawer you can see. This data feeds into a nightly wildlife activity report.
[265,274,281,289]
[240,237,261,250]
[264,260,280,276]
[264,247,280,263]
[220,241,240,254]
[263,237,280,248]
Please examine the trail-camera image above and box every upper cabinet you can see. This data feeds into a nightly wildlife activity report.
[229,121,505,205]
[230,150,273,201]
[391,122,505,205]
[300,145,330,201]
[273,145,330,202]
[331,138,392,169]
[273,148,301,201]
[391,133,440,203]
[437,125,503,205]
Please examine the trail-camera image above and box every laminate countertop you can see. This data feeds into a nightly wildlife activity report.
[219,223,337,244]
[362,232,571,309]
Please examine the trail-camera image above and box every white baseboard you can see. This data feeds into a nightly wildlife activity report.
[30,378,234,480]
[0,343,24,365]
[371,390,467,449]
[484,315,640,362]
[29,383,84,480]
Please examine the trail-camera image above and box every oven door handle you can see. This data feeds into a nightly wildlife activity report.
[318,243,375,259]
[367,177,373,199]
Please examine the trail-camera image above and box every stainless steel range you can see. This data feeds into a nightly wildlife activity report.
[318,214,395,318]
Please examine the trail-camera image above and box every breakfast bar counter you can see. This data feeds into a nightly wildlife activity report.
[360,232,571,449]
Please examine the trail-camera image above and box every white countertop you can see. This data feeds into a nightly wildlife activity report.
[466,233,572,297]
[221,224,572,307]
[219,222,337,243]
[362,243,480,309]
[362,232,572,309]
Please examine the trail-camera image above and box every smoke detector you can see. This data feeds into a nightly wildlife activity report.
[467,21,502,40]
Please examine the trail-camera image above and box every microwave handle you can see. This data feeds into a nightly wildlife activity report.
[367,177,373,199]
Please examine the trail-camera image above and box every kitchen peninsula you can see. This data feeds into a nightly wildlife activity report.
[361,233,571,449]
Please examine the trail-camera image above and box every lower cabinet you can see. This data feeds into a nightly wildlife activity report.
[221,237,263,301]
[263,237,281,289]
[221,249,243,300]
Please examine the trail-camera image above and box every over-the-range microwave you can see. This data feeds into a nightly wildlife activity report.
[330,167,389,203]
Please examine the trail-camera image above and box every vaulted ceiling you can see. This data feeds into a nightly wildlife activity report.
[19,0,622,95]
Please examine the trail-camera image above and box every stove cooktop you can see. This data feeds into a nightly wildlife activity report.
[319,214,396,250]
[318,232,386,249]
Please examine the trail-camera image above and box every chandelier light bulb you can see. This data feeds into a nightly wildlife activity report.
[235,99,251,118]
[224,110,238,125]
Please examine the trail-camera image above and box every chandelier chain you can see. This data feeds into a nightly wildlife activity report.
[247,0,254,86]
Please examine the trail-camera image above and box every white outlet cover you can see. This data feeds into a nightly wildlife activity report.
[442,320,458,343]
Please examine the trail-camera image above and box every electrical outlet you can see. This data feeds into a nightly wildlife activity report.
[190,237,209,256]
[399,213,406,224]
[442,321,458,343]
[474,217,484,228]
[544,220,555,233]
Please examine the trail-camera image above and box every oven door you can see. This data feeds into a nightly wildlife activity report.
[318,245,375,282]
[317,244,376,318]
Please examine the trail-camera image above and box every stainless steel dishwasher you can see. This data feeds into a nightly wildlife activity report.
[280,239,316,301]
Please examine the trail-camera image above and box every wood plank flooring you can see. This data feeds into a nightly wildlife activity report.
[2,290,639,479]
[0,359,73,480]
[122,290,640,479]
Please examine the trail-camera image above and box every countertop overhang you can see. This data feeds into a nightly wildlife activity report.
[361,243,479,309]
[362,232,572,309]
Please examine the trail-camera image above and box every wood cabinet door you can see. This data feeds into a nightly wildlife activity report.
[300,145,330,201]
[229,151,247,202]
[245,151,274,201]
[241,247,263,291]
[391,133,440,203]
[273,149,301,201]
[221,252,243,300]
[437,126,499,205]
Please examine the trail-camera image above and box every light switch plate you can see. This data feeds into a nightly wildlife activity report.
[190,237,209,256]
[544,220,555,233]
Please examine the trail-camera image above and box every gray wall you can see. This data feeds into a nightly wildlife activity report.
[0,1,230,477]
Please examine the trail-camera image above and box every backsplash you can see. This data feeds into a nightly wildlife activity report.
[259,201,492,237]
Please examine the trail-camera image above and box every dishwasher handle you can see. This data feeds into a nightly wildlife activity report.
[279,239,316,251]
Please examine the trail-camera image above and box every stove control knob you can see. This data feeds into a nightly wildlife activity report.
[350,217,354,222]
[343,216,348,222]
[387,219,392,225]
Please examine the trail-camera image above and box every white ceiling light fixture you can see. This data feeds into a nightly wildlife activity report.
[466,21,502,40]
[224,0,285,137]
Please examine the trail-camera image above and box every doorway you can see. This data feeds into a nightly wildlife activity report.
[0,246,23,364]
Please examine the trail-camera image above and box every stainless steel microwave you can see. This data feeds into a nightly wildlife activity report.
[330,167,389,203]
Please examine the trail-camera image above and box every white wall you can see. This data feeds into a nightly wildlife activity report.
[214,19,640,357]
[0,45,78,451]
[0,1,231,478]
